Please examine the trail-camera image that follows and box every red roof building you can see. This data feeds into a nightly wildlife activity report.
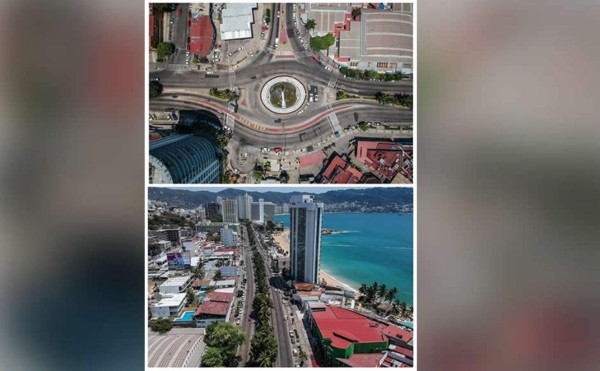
[337,353,384,367]
[194,291,234,321]
[194,301,230,317]
[318,153,363,184]
[189,16,214,57]
[355,139,413,182]
[308,305,414,367]
[310,305,387,349]
[204,291,234,304]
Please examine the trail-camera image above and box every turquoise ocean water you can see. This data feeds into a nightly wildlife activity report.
[275,212,413,305]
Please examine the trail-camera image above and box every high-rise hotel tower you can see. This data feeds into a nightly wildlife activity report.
[289,195,324,284]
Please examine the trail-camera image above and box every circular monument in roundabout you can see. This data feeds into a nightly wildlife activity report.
[260,76,307,114]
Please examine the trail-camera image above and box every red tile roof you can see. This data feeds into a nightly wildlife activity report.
[311,306,387,349]
[205,291,234,304]
[337,353,383,367]
[320,153,362,184]
[194,301,229,316]
[380,324,414,344]
[355,140,413,181]
[189,16,214,57]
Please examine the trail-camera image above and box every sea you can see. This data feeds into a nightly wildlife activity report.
[275,212,413,305]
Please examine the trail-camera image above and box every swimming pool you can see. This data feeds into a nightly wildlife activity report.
[198,291,206,299]
[174,311,195,322]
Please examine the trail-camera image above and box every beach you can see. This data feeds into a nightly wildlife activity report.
[319,270,359,294]
[274,228,358,294]
[273,229,290,254]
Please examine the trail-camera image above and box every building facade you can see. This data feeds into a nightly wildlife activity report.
[220,225,237,247]
[263,202,276,223]
[149,134,221,184]
[204,202,221,217]
[219,198,238,223]
[237,193,253,220]
[289,195,324,284]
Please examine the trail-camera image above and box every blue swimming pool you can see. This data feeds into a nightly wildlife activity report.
[198,291,206,299]
[174,311,195,322]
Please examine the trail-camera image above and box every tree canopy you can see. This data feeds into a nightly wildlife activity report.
[150,318,172,334]
[149,81,163,99]
[305,19,316,30]
[310,33,335,51]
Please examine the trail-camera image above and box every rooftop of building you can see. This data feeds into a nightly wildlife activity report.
[320,153,362,184]
[194,301,230,317]
[210,279,236,286]
[337,353,384,367]
[355,139,413,181]
[294,282,318,291]
[339,9,413,61]
[311,305,413,349]
[154,293,186,307]
[204,291,234,303]
[192,279,211,288]
[220,3,257,40]
[189,15,214,57]
[161,275,192,286]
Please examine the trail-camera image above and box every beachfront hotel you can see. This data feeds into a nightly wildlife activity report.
[289,195,324,285]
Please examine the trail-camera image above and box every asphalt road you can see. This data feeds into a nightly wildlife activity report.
[249,224,294,367]
[238,226,256,366]
[150,95,411,148]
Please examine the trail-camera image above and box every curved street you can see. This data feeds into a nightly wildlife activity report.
[149,3,413,183]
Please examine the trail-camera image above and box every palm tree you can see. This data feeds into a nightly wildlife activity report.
[398,300,407,318]
[385,287,398,303]
[351,7,361,18]
[298,347,308,366]
[377,283,387,301]
[358,283,368,296]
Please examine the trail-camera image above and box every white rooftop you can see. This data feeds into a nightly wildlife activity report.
[161,275,192,287]
[211,279,235,286]
[154,293,186,308]
[220,3,257,40]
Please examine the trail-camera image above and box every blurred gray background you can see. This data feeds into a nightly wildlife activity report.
[0,0,598,370]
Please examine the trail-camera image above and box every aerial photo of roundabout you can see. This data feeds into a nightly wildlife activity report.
[261,76,306,114]
[148,3,413,184]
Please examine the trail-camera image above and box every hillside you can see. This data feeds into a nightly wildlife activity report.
[148,187,412,209]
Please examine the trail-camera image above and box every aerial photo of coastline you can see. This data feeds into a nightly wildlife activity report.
[147,186,414,367]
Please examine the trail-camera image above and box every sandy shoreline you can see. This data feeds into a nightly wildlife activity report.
[273,229,290,254]
[275,228,358,294]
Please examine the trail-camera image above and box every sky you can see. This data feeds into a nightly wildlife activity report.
[165,186,375,194]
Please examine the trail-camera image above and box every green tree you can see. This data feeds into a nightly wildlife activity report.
[377,283,387,301]
[201,347,224,367]
[305,19,316,30]
[213,270,222,281]
[149,81,163,98]
[150,318,173,334]
[298,347,308,366]
[351,7,362,18]
[156,42,174,60]
[310,33,335,51]
[385,287,398,303]
[186,288,195,305]
[358,283,368,297]
[204,322,245,366]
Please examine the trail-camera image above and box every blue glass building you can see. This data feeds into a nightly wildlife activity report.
[149,134,221,184]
